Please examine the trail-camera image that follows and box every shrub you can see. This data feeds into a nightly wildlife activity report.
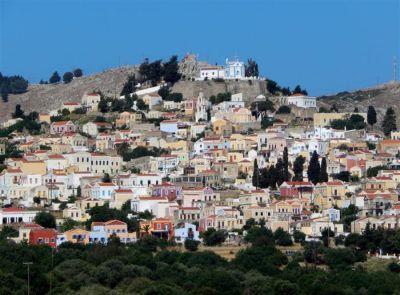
[184,239,200,251]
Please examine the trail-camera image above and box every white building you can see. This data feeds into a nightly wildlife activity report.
[160,120,179,134]
[199,66,225,80]
[198,58,246,80]
[287,94,317,108]
[195,92,209,122]
[0,208,38,225]
[174,223,200,244]
[224,58,245,79]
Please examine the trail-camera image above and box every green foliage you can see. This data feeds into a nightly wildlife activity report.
[276,105,291,114]
[333,171,350,182]
[252,159,259,188]
[293,230,306,244]
[34,211,56,228]
[367,165,387,177]
[307,151,320,184]
[73,68,83,77]
[340,204,359,232]
[165,92,183,102]
[330,114,366,130]
[245,59,259,77]
[367,105,377,126]
[261,116,274,129]
[63,72,74,83]
[252,99,275,112]
[274,227,293,246]
[0,73,29,102]
[382,107,397,136]
[0,226,18,240]
[49,71,61,84]
[158,85,170,99]
[293,155,305,181]
[209,92,231,105]
[388,262,400,273]
[120,74,137,96]
[293,85,308,95]
[163,55,181,84]
[120,146,167,162]
[184,239,200,251]
[200,228,227,246]
[62,218,78,232]
[320,157,328,183]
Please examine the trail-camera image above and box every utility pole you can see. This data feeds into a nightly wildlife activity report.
[23,262,33,295]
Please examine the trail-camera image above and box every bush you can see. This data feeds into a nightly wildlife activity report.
[276,105,291,114]
[200,228,227,246]
[184,239,200,251]
[388,262,400,273]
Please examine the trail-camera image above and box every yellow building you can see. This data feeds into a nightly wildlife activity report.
[313,112,367,127]
[212,119,232,136]
[20,159,46,175]
[64,228,90,244]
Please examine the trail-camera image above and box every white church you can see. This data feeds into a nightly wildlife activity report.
[198,58,246,80]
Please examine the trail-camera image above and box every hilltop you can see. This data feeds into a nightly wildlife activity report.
[0,66,267,123]
[0,65,139,122]
[317,81,400,121]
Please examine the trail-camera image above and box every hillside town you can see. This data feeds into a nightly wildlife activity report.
[1,55,399,256]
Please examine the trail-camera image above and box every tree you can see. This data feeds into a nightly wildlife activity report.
[320,157,328,182]
[252,159,259,188]
[12,104,24,119]
[98,99,108,113]
[276,105,291,114]
[165,92,183,102]
[245,59,259,77]
[307,151,320,184]
[34,211,56,228]
[274,228,293,246]
[73,68,83,77]
[382,107,397,136]
[158,85,170,100]
[367,105,377,127]
[62,218,78,232]
[330,103,339,112]
[163,55,181,84]
[102,173,111,183]
[136,98,147,110]
[184,239,200,251]
[283,147,289,181]
[266,79,278,94]
[293,230,306,244]
[120,74,137,96]
[63,72,74,83]
[49,71,61,84]
[200,228,227,246]
[293,85,308,95]
[293,155,305,181]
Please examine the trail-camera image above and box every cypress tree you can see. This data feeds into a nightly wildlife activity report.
[283,147,290,181]
[320,157,328,183]
[307,151,320,185]
[252,159,259,188]
[367,105,377,127]
[293,155,305,181]
[382,107,397,136]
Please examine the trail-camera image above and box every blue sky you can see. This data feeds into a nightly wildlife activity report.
[0,0,399,95]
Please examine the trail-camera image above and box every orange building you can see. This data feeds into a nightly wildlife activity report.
[139,218,174,240]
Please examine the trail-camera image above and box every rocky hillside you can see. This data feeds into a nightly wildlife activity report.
[171,79,266,103]
[0,65,138,122]
[317,81,400,123]
[0,65,267,123]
